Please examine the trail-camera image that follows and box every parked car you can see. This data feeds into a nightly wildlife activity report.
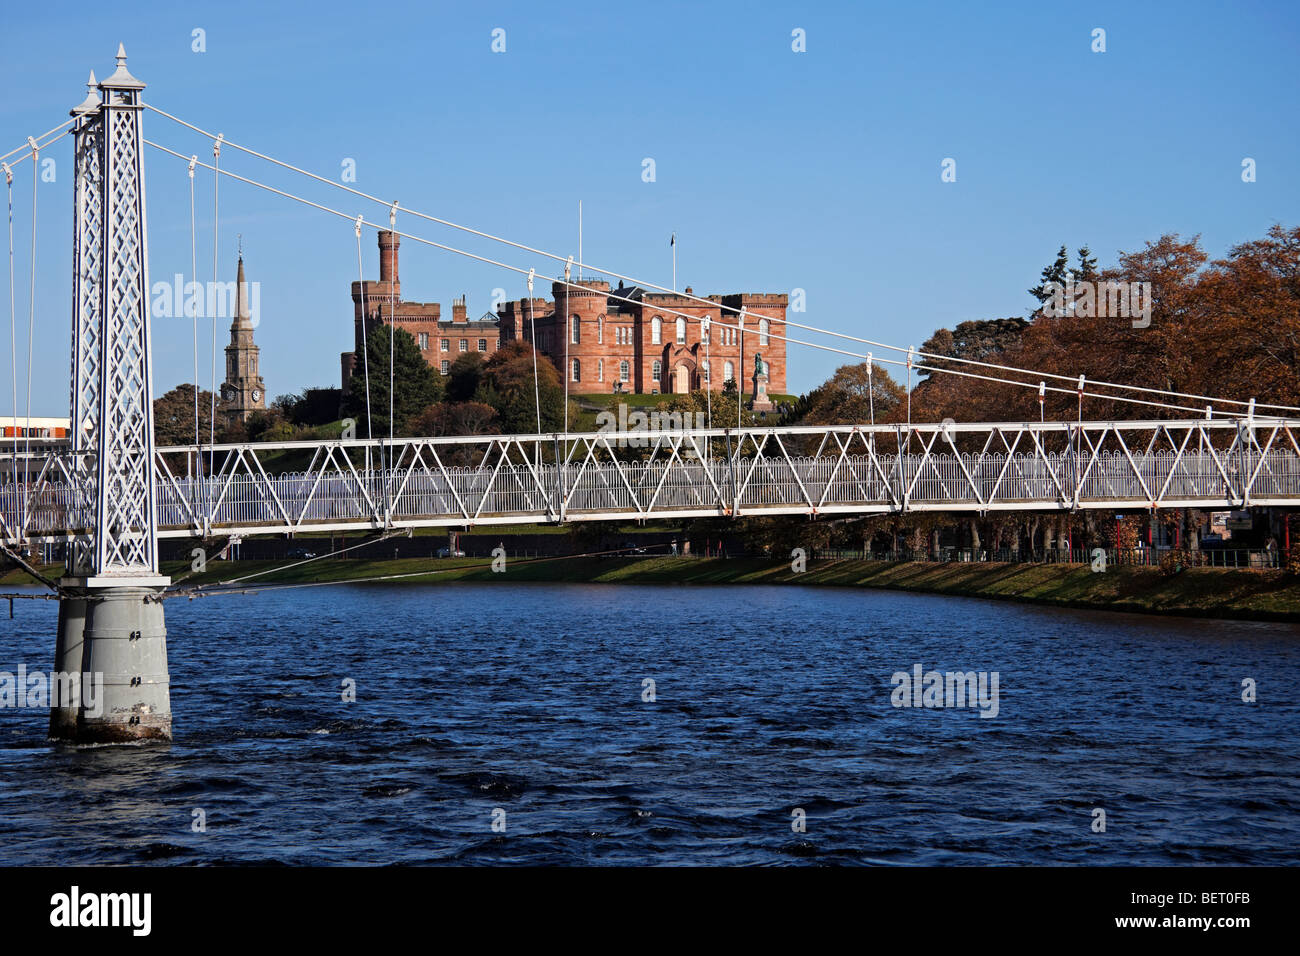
[436,547,467,558]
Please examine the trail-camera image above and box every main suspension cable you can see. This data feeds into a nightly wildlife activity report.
[140,103,1291,414]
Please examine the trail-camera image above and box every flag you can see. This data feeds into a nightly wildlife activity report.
[670,233,675,247]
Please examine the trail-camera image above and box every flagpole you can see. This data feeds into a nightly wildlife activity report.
[578,200,583,281]
[671,232,676,292]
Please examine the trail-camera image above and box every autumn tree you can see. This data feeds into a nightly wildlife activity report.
[1194,224,1300,407]
[801,361,905,426]
[411,401,499,437]
[912,318,1031,422]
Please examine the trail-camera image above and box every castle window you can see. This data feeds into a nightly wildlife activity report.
[440,360,449,375]
[477,338,487,352]
[651,316,662,345]
[676,317,686,344]
[459,339,468,352]
[597,315,604,344]
[619,360,629,382]
[724,360,734,384]
[571,315,580,345]
[652,359,662,381]
[702,360,711,382]
[598,358,604,382]
[418,332,429,350]
[572,358,581,382]
[759,318,769,347]
[440,339,449,352]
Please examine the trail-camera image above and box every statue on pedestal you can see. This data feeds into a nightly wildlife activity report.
[751,352,772,411]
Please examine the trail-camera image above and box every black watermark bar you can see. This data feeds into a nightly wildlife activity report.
[0,866,1283,943]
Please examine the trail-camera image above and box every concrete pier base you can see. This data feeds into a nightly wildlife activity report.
[61,577,172,744]
[48,584,88,740]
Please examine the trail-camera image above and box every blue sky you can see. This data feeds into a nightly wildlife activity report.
[2,0,1297,414]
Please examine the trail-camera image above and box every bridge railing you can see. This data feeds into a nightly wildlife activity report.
[4,418,1300,542]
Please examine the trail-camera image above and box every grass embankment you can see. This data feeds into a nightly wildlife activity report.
[6,556,1300,621]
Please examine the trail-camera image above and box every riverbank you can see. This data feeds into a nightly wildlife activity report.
[7,555,1300,621]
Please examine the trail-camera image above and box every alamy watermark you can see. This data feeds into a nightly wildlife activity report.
[596,403,709,457]
[150,275,261,327]
[1,665,104,717]
[1041,279,1151,328]
[890,663,999,718]
[50,886,150,936]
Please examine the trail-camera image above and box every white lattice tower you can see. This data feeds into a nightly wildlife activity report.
[83,45,160,576]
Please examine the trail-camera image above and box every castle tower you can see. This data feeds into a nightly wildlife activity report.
[222,253,266,422]
[554,279,611,390]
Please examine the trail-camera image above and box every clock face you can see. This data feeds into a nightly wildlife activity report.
[251,390,261,402]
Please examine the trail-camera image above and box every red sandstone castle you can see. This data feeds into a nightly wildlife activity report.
[343,231,787,397]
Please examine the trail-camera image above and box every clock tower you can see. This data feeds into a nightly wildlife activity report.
[221,253,266,422]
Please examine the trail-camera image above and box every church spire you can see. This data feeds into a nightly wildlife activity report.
[222,243,265,422]
[234,248,252,328]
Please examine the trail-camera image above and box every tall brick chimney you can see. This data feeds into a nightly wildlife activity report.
[378,230,400,290]
[452,294,467,324]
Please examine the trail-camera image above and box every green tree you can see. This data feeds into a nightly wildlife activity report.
[446,351,486,403]
[1028,244,1070,307]
[244,407,295,442]
[153,383,231,445]
[476,339,565,433]
[344,324,444,437]
[1076,245,1098,281]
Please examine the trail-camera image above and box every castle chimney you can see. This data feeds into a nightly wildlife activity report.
[452,294,467,324]
[378,230,399,287]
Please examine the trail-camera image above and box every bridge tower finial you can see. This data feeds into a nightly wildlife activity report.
[71,70,99,116]
[99,42,145,91]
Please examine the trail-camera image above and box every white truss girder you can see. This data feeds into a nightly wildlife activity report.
[5,419,1300,544]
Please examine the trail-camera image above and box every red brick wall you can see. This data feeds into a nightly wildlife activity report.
[495,285,788,395]
[553,280,615,390]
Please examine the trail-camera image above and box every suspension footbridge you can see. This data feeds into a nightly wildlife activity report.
[2,48,1298,744]
[5,419,1300,547]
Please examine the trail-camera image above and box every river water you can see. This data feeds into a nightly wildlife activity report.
[1,582,1296,865]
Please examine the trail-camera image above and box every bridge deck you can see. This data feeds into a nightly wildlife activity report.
[3,420,1298,544]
